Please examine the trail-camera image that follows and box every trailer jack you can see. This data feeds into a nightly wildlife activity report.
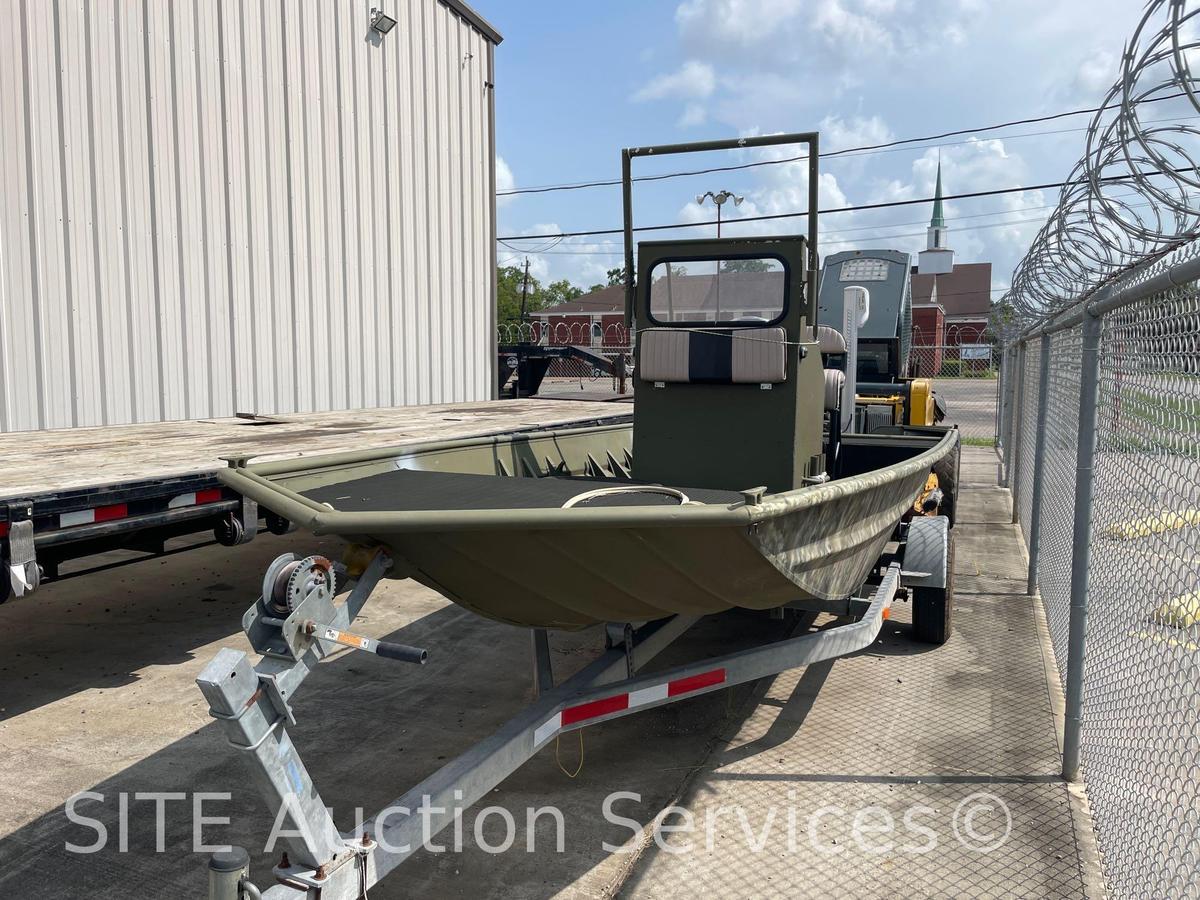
[197,550,899,899]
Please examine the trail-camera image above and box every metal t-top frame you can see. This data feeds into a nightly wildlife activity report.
[198,547,899,899]
[621,132,821,329]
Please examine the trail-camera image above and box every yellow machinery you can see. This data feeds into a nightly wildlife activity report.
[818,249,945,435]
[855,378,943,431]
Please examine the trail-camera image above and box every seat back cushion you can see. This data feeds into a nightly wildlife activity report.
[824,368,845,411]
[816,325,847,355]
[640,327,787,384]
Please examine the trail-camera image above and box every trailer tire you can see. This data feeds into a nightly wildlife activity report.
[265,512,294,536]
[912,529,954,644]
[215,513,245,547]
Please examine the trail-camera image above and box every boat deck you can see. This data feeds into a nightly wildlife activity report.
[0,400,628,499]
[304,469,744,512]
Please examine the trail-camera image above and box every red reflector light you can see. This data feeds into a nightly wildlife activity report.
[95,504,128,522]
[561,694,629,726]
[668,668,726,697]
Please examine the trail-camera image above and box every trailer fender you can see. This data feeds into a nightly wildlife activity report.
[903,515,949,589]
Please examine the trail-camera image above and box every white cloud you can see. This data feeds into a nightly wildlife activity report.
[496,156,516,207]
[633,60,717,101]
[1072,49,1117,96]
[499,222,627,291]
[678,103,707,127]
[903,140,1049,290]
[819,114,893,153]
[674,0,934,69]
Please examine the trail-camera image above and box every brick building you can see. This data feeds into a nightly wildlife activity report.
[528,285,629,347]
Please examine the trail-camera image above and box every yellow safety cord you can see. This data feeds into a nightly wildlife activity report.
[555,731,585,778]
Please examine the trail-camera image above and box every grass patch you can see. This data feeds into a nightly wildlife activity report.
[1109,389,1200,451]
[960,436,998,447]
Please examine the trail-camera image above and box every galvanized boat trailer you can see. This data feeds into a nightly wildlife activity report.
[198,512,950,900]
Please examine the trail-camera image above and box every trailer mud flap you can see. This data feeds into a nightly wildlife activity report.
[4,514,38,599]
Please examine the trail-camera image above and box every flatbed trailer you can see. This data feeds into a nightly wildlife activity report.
[0,400,628,601]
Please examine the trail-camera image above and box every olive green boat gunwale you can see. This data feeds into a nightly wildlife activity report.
[216,423,958,535]
[224,415,634,476]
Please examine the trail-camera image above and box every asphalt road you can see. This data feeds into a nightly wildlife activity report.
[933,377,999,442]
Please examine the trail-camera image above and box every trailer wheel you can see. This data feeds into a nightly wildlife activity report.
[265,512,294,536]
[904,516,954,645]
[214,513,245,547]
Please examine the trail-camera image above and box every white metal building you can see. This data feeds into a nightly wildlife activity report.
[0,0,500,433]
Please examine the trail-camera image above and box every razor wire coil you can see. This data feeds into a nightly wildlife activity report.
[1002,0,1200,332]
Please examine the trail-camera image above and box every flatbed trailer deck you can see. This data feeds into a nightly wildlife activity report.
[0,399,628,599]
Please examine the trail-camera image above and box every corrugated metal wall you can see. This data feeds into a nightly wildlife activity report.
[0,0,496,433]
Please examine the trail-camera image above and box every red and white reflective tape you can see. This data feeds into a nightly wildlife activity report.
[534,667,726,746]
[59,503,128,528]
[168,488,223,509]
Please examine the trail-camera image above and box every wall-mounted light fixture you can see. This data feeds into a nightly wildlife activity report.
[370,8,397,35]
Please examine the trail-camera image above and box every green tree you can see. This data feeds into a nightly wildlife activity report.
[720,258,775,273]
[606,266,629,286]
[497,267,594,323]
[541,278,584,307]
[496,265,546,323]
[652,264,687,281]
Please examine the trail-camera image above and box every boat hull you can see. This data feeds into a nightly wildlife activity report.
[220,421,958,630]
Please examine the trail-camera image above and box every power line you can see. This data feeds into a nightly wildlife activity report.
[500,213,1057,256]
[497,169,1175,242]
[497,191,1151,255]
[496,91,1190,197]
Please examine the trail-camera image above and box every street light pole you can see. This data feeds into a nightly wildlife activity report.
[696,190,743,238]
[696,191,743,320]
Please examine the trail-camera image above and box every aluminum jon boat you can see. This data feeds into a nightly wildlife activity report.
[221,419,955,630]
[219,152,959,630]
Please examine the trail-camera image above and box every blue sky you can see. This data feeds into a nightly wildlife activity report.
[471,0,1146,297]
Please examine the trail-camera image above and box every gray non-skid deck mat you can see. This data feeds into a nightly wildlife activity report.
[303,468,745,512]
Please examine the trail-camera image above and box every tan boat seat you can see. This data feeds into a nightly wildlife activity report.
[815,325,847,355]
[823,368,844,411]
[639,327,787,384]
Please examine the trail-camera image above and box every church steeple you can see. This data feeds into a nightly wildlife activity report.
[926,159,950,252]
[918,158,955,274]
[930,161,946,230]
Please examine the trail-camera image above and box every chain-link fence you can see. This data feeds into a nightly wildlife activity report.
[498,322,634,394]
[910,343,1000,446]
[999,245,1200,899]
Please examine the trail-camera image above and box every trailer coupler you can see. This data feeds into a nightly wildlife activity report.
[197,555,899,899]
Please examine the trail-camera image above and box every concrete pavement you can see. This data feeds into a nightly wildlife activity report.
[0,447,1101,898]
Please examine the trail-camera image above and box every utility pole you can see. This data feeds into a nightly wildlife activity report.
[518,257,531,324]
[514,258,532,400]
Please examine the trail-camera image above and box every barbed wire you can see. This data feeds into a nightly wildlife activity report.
[1001,0,1200,334]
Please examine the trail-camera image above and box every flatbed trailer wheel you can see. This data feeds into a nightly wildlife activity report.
[904,515,954,644]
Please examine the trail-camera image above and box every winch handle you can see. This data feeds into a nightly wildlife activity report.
[307,621,429,665]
